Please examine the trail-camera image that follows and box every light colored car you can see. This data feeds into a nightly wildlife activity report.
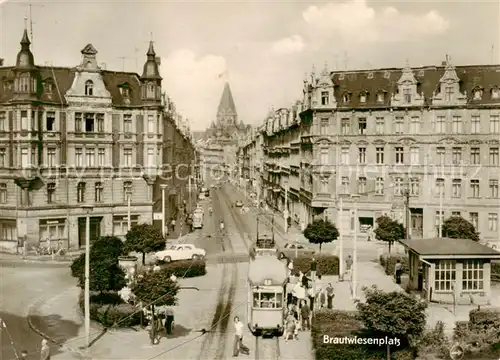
[235,200,243,207]
[278,243,315,260]
[154,244,206,262]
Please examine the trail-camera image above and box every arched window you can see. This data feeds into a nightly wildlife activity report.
[359,91,368,103]
[491,86,499,99]
[472,87,483,100]
[85,80,93,96]
[18,73,30,92]
[342,92,350,103]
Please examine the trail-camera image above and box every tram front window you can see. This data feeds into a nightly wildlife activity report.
[253,292,283,308]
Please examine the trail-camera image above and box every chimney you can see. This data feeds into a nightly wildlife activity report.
[0,58,3,66]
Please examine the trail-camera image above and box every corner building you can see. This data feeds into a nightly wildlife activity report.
[0,30,196,252]
[246,58,500,246]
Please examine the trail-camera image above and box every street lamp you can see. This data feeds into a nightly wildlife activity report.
[337,194,345,281]
[160,185,167,238]
[283,180,289,233]
[351,194,360,300]
[127,191,132,232]
[81,204,94,348]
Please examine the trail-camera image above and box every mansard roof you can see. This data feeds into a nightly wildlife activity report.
[331,64,500,107]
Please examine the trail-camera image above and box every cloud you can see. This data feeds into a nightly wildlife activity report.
[272,35,305,55]
[302,0,449,43]
[160,49,227,131]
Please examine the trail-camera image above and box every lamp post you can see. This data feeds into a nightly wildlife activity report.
[284,181,289,233]
[351,194,360,300]
[127,191,132,232]
[337,195,344,281]
[81,204,94,348]
[160,185,167,238]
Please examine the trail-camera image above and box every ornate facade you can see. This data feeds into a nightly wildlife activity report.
[240,58,500,247]
[0,30,196,252]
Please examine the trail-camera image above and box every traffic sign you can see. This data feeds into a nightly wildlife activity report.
[449,345,464,360]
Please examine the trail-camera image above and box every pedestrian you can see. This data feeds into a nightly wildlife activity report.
[286,280,294,306]
[325,283,335,309]
[300,271,310,288]
[164,307,175,335]
[20,350,29,359]
[395,259,402,284]
[40,339,50,360]
[345,255,353,280]
[287,259,294,277]
[233,316,249,357]
[300,300,311,331]
[283,312,296,342]
[307,286,315,312]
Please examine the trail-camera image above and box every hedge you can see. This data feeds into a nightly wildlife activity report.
[155,259,206,278]
[379,254,408,275]
[78,291,141,328]
[292,255,339,276]
[492,261,500,282]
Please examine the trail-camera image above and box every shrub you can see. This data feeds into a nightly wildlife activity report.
[379,254,408,275]
[468,308,500,332]
[416,321,450,359]
[159,259,207,278]
[293,255,339,276]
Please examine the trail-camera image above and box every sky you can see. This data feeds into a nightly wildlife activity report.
[0,0,499,131]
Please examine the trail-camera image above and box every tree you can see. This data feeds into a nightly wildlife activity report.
[303,219,339,252]
[131,268,180,307]
[85,258,127,293]
[357,285,427,358]
[374,215,405,253]
[442,216,480,242]
[124,223,166,265]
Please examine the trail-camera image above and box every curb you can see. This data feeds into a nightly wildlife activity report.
[26,290,88,359]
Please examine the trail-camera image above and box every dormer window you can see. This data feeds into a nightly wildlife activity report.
[120,85,130,98]
[359,92,368,103]
[473,87,483,100]
[403,88,411,103]
[17,73,30,92]
[376,91,385,103]
[85,80,93,96]
[342,92,350,103]
[444,86,454,101]
[44,80,53,94]
[321,91,329,105]
[491,87,500,99]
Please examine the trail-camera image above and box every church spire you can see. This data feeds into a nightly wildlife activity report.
[216,82,238,127]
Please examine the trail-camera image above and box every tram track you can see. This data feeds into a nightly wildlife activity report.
[254,336,281,360]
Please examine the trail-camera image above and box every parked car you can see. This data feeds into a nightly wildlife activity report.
[154,244,206,262]
[278,243,315,260]
[235,200,244,207]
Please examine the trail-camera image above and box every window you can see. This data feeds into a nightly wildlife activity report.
[359,92,367,103]
[252,292,283,309]
[395,147,404,164]
[410,178,419,196]
[489,179,499,198]
[471,115,480,134]
[39,219,66,241]
[341,176,349,194]
[124,114,132,133]
[340,147,349,164]
[147,147,155,166]
[410,147,419,165]
[98,148,105,166]
[321,91,329,105]
[470,147,480,165]
[444,86,453,101]
[375,177,384,195]
[462,261,484,291]
[452,116,462,134]
[410,117,420,134]
[75,113,82,132]
[47,148,56,167]
[342,93,350,103]
[375,117,384,134]
[47,183,56,204]
[120,86,130,98]
[21,110,29,130]
[375,147,384,164]
[320,119,328,135]
[44,81,53,94]
[77,182,86,203]
[21,148,30,167]
[435,116,445,133]
[435,178,445,198]
[320,178,329,193]
[492,87,500,99]
[358,118,367,135]
[148,115,155,133]
[86,148,95,167]
[85,80,93,96]
[123,181,133,201]
[473,89,482,100]
[470,179,480,198]
[452,179,462,198]
[320,148,329,165]
[377,92,384,102]
[452,211,461,217]
[0,219,16,241]
[0,183,7,203]
[470,212,479,229]
[488,213,498,231]
[123,148,133,166]
[490,147,499,165]
[452,147,462,165]
[46,112,56,131]
[0,148,6,168]
[490,115,500,133]
[96,114,104,132]
[0,111,5,131]
[95,182,103,202]
[75,148,83,167]
[435,260,455,291]
[357,177,366,194]
[394,117,404,134]
[358,147,366,164]
[85,113,94,132]
[436,147,445,164]
[341,118,350,134]
[394,177,403,195]
[403,88,411,103]
[18,74,30,92]
[113,215,139,236]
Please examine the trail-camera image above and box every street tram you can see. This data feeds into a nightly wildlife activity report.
[247,255,287,337]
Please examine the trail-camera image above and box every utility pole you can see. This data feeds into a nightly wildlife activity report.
[403,184,410,240]
[338,196,344,281]
[284,182,289,233]
[351,194,360,300]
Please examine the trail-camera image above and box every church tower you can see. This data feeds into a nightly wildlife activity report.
[140,41,162,105]
[216,82,237,128]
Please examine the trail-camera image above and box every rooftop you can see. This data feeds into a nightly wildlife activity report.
[399,237,500,257]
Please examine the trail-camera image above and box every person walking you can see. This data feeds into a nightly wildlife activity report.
[394,260,403,284]
[170,217,176,233]
[299,300,311,331]
[40,339,50,360]
[233,316,249,357]
[325,283,335,309]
